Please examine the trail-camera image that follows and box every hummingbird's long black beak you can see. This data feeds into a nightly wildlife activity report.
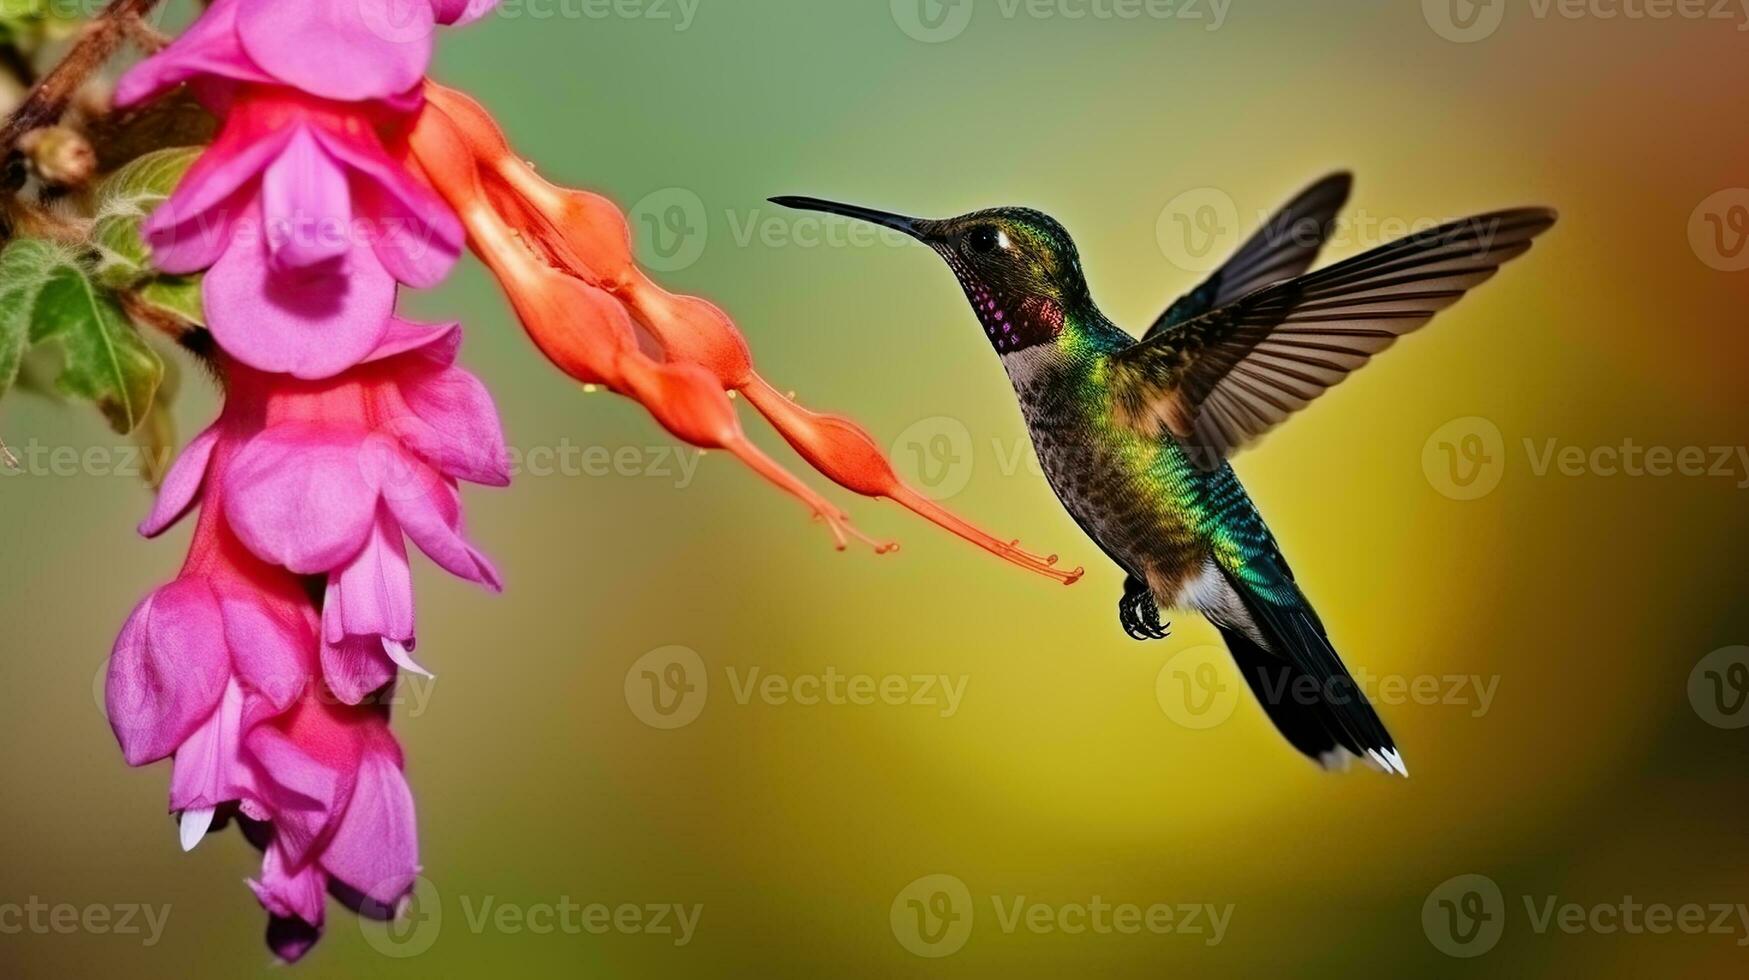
[769,196,934,241]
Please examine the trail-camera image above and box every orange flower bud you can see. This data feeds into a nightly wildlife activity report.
[405,81,1078,582]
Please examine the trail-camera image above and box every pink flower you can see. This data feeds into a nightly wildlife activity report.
[109,450,321,851]
[108,0,503,962]
[139,87,463,379]
[244,694,421,962]
[112,336,475,960]
[149,320,507,704]
[116,0,501,108]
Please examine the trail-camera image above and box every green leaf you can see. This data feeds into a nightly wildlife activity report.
[0,237,64,401]
[136,275,205,326]
[132,345,180,488]
[0,0,75,50]
[0,0,47,42]
[91,146,205,287]
[30,260,163,434]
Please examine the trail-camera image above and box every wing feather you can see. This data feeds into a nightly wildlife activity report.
[1112,207,1557,465]
[1146,173,1353,339]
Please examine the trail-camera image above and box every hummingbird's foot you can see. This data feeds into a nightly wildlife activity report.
[1119,576,1171,641]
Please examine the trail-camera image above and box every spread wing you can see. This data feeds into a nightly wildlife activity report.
[1145,173,1353,341]
[1110,207,1558,467]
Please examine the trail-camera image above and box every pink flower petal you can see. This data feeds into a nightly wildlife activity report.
[145,130,292,275]
[169,677,249,814]
[251,840,327,963]
[384,474,502,590]
[310,126,462,288]
[433,0,500,26]
[106,579,230,766]
[204,219,395,380]
[226,424,380,574]
[261,128,353,272]
[321,635,397,706]
[139,425,220,537]
[244,726,346,868]
[361,318,460,366]
[249,840,327,928]
[219,592,317,710]
[323,508,414,645]
[236,0,434,103]
[392,363,510,487]
[320,750,418,907]
[113,0,275,108]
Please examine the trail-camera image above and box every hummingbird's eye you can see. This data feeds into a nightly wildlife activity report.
[967,226,1003,254]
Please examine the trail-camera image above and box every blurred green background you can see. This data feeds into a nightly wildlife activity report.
[5,0,1749,976]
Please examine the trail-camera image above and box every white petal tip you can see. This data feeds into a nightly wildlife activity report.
[179,806,216,852]
[383,638,435,679]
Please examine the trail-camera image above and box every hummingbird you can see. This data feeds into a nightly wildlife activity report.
[773,176,1555,776]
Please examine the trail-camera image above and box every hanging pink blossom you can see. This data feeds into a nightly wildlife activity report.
[243,693,421,961]
[105,0,498,961]
[138,88,462,378]
[115,0,503,109]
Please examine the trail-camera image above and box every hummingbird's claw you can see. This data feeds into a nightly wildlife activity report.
[1119,576,1171,642]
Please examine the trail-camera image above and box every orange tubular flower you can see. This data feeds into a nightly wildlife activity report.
[400,81,1083,585]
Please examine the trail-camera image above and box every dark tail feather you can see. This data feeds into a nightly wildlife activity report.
[1219,626,1354,768]
[1216,573,1408,777]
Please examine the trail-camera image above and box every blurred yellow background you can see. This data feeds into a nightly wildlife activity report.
[4,1,1749,976]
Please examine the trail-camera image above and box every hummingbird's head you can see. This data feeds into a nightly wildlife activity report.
[770,198,1092,355]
